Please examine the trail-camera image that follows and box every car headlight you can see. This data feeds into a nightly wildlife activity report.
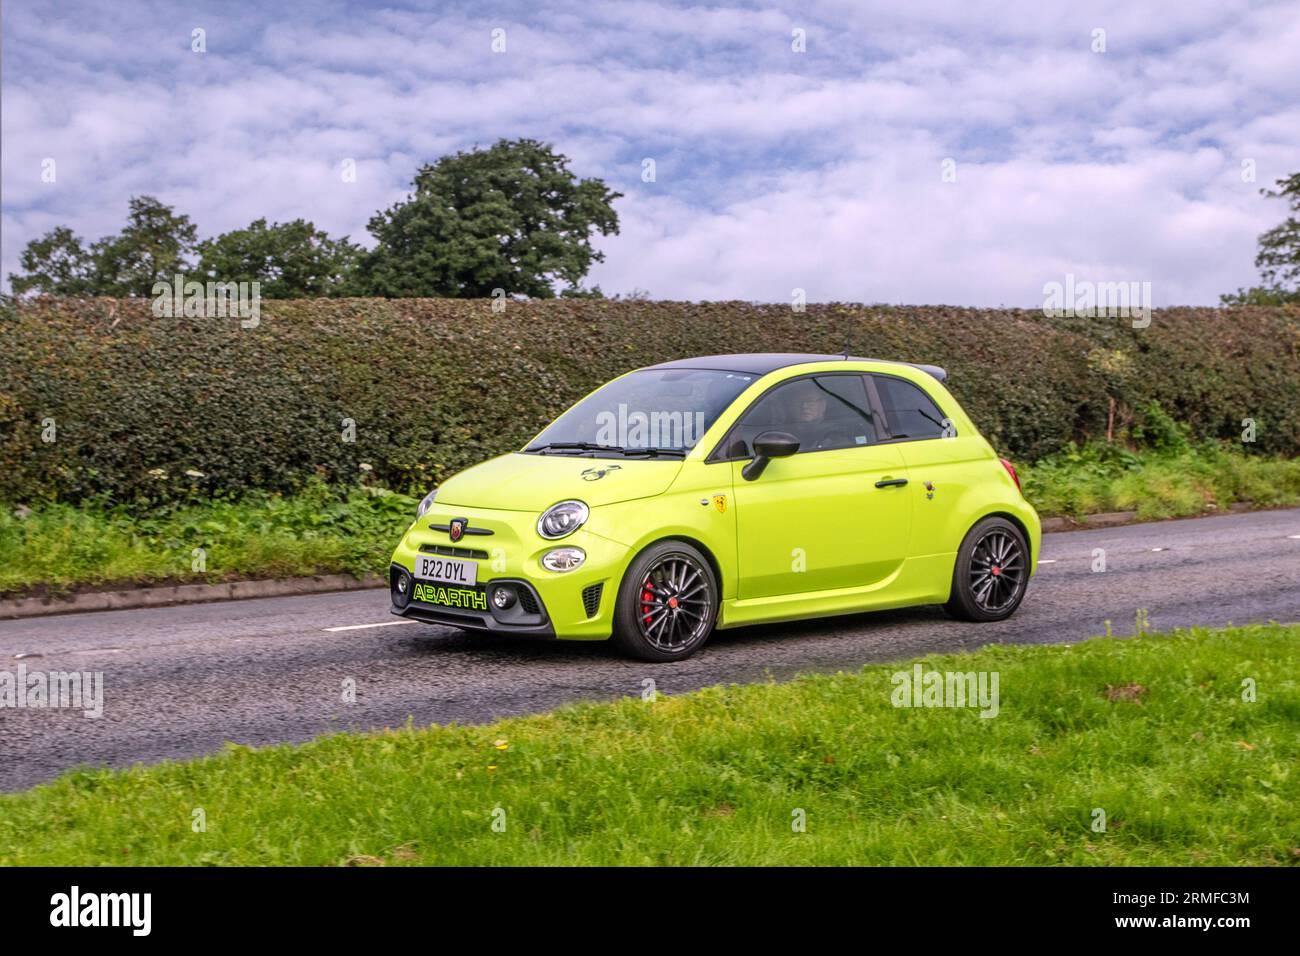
[537,500,589,539]
[416,488,438,519]
[542,547,586,572]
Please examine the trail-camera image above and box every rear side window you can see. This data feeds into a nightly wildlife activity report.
[872,375,950,440]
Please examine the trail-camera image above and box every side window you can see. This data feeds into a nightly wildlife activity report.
[725,374,880,456]
[872,375,950,440]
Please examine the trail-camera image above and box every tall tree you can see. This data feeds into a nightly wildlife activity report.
[358,138,621,298]
[7,226,96,296]
[196,218,361,298]
[90,196,199,297]
[1222,172,1300,306]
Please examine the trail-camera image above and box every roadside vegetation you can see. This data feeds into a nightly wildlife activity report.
[0,481,415,597]
[1,623,1295,866]
[6,299,1298,507]
[1017,408,1300,520]
[3,439,1298,599]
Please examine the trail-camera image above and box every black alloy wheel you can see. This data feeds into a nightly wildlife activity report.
[612,541,718,661]
[945,516,1030,622]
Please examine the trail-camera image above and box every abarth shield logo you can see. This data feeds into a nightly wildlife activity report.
[449,517,468,542]
[712,494,727,514]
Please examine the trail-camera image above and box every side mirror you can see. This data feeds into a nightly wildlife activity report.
[742,430,800,481]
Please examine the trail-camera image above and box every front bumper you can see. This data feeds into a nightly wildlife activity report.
[389,505,630,640]
[389,566,556,637]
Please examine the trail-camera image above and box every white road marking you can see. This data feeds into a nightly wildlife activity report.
[1151,547,1168,552]
[323,620,418,633]
[1289,534,1300,539]
[1038,559,1056,564]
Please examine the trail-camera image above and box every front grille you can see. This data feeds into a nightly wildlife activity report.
[419,544,491,561]
[516,587,541,615]
[581,582,604,618]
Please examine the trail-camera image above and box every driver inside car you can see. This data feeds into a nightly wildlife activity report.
[781,379,849,450]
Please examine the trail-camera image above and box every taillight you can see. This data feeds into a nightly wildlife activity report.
[999,457,1022,494]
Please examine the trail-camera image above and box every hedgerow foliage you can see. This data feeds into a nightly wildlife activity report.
[1,298,1296,504]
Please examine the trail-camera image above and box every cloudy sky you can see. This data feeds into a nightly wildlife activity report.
[2,0,1297,304]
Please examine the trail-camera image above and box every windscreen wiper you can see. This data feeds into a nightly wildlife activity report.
[524,441,614,454]
[525,442,686,458]
[617,447,687,458]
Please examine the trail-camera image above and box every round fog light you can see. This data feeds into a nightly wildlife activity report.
[392,568,413,608]
[542,547,586,573]
[491,586,517,610]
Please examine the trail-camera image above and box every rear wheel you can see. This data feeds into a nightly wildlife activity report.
[611,541,718,662]
[945,516,1029,621]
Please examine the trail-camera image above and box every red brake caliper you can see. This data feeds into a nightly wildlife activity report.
[641,576,655,626]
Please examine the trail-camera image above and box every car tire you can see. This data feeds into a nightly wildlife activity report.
[611,540,719,662]
[944,516,1030,622]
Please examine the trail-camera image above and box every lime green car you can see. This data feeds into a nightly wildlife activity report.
[390,353,1040,661]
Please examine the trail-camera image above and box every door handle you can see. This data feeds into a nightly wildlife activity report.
[874,478,908,488]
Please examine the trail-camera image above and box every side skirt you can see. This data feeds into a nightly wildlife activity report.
[715,553,957,629]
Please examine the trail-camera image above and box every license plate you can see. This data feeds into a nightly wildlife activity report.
[413,554,478,586]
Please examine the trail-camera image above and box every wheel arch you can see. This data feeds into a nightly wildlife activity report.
[608,534,724,660]
[978,510,1034,563]
[616,534,725,601]
[943,510,1035,603]
[943,511,1033,621]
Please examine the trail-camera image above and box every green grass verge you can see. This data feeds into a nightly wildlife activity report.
[2,623,1296,866]
[3,442,1298,597]
[0,481,417,597]
[1018,441,1300,522]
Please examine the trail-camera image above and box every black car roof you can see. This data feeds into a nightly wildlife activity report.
[644,353,947,383]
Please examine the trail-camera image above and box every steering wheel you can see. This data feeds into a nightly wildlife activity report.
[812,425,855,450]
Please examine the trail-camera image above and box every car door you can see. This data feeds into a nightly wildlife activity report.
[722,373,913,600]
[868,372,985,558]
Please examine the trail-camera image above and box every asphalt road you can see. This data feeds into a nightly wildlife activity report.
[2,508,1298,792]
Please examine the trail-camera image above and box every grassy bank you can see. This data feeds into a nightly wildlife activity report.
[1019,440,1300,521]
[2,442,1298,598]
[1,623,1296,865]
[0,482,416,597]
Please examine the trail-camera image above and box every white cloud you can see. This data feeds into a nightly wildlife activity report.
[2,0,1296,303]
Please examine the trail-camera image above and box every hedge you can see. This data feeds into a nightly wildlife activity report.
[1,298,1296,504]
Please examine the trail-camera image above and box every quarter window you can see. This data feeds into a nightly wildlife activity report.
[872,375,950,440]
[724,374,880,457]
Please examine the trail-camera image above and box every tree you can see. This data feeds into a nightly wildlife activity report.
[8,226,96,296]
[196,218,361,298]
[358,138,621,297]
[90,196,199,296]
[9,196,198,298]
[1222,172,1300,305]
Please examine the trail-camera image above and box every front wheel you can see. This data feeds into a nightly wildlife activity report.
[945,517,1029,622]
[611,541,718,662]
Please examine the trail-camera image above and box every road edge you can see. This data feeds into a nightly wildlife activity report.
[1038,501,1253,533]
[0,573,386,620]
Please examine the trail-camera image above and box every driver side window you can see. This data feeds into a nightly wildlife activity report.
[725,374,880,457]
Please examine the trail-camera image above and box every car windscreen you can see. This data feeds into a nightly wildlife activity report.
[525,368,757,455]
